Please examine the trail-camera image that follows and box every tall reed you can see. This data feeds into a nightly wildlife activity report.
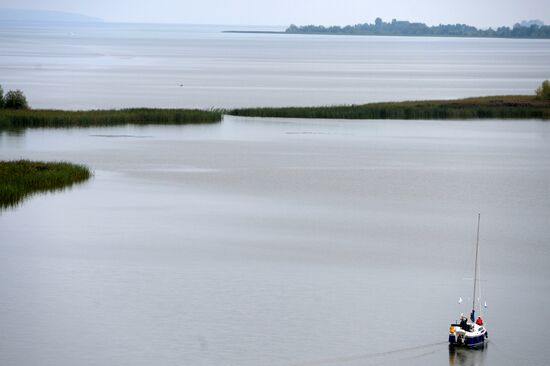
[230,96,550,120]
[0,160,91,209]
[0,108,222,129]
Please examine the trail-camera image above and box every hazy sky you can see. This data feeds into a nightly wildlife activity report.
[1,0,549,27]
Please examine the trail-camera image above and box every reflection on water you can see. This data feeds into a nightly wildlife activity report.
[449,345,487,366]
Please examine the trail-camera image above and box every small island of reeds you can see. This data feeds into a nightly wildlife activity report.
[229,95,550,120]
[0,108,222,130]
[0,160,91,209]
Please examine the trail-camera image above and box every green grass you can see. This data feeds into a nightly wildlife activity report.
[229,96,550,120]
[0,160,91,209]
[0,108,223,130]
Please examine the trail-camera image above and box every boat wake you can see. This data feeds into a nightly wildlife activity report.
[291,341,447,366]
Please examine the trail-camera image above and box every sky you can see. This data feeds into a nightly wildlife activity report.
[1,0,549,27]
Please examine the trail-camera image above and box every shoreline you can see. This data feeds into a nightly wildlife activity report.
[229,95,550,120]
[0,108,222,130]
[1,96,548,129]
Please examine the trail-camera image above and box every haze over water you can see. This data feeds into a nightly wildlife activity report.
[1,23,550,366]
[1,23,550,109]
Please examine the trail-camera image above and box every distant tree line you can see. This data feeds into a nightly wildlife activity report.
[536,80,550,100]
[0,84,29,109]
[286,18,550,39]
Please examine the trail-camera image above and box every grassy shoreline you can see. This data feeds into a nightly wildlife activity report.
[1,96,548,128]
[229,96,550,120]
[0,108,222,129]
[0,160,91,209]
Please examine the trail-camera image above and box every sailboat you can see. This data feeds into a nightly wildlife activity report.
[448,214,489,348]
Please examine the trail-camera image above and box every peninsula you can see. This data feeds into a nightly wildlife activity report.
[0,160,91,209]
[0,108,222,129]
[230,95,550,120]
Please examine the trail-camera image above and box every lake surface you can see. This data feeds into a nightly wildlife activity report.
[2,23,550,366]
[1,117,550,366]
[1,22,550,109]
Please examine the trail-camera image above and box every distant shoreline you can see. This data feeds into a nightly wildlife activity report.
[283,18,550,39]
[223,30,550,40]
[225,17,550,40]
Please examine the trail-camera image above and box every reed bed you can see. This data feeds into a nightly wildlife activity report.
[0,108,222,129]
[0,160,91,209]
[229,96,550,120]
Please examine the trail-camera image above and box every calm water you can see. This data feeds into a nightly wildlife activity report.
[1,117,550,366]
[0,23,550,109]
[1,23,550,366]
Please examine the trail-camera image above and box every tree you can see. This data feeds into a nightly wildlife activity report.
[0,84,4,108]
[535,80,550,100]
[4,89,30,109]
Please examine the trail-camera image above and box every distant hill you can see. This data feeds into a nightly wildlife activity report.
[0,8,103,23]
[286,17,550,39]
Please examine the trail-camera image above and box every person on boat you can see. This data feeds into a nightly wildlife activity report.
[459,315,471,331]
[459,315,467,328]
[476,317,483,325]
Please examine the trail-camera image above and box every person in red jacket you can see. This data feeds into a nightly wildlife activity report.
[476,317,484,325]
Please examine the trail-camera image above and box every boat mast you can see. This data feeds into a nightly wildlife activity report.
[471,213,481,320]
